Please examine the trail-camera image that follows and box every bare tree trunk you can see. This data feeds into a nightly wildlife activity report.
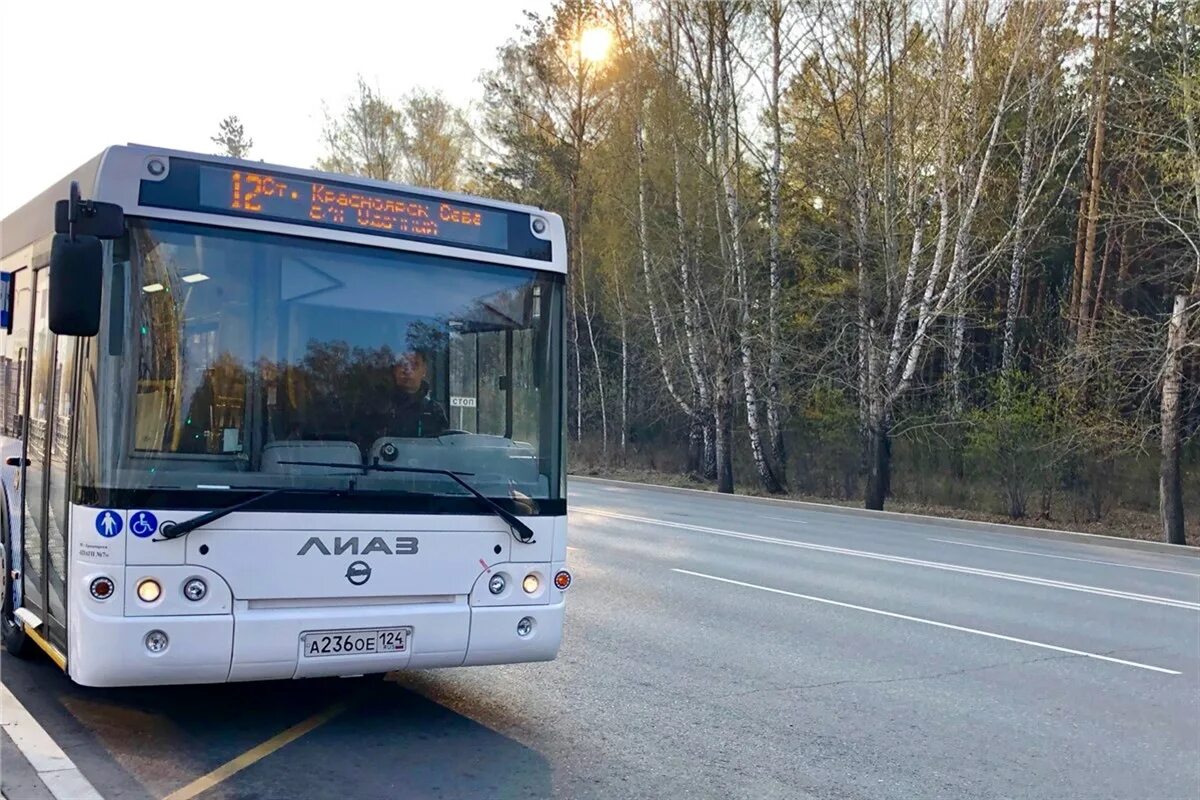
[714,364,734,494]
[945,1,1023,413]
[1003,79,1041,373]
[580,282,608,459]
[949,307,968,416]
[1090,222,1117,333]
[636,115,691,417]
[617,286,628,461]
[569,282,582,442]
[864,402,890,511]
[686,393,703,475]
[765,0,788,485]
[1160,295,1187,545]
[896,0,955,395]
[1077,0,1116,344]
[673,140,713,477]
[716,9,782,494]
[1069,178,1089,326]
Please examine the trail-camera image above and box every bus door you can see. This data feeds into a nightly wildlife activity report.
[24,265,71,649]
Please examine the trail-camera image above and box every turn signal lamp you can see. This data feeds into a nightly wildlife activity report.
[89,576,114,600]
[554,570,572,590]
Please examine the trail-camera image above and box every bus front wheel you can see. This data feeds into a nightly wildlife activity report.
[1,492,32,658]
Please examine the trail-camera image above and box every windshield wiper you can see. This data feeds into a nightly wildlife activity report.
[157,487,340,541]
[277,461,537,544]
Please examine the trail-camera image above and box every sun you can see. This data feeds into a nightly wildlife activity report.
[578,26,613,65]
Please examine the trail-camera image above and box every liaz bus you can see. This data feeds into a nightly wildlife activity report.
[0,144,570,686]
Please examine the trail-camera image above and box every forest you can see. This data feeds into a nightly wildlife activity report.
[212,0,1200,545]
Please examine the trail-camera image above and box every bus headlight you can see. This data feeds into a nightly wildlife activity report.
[137,578,162,603]
[522,574,540,594]
[183,578,207,601]
[516,617,534,637]
[489,575,506,595]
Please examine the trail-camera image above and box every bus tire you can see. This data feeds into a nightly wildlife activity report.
[1,490,33,658]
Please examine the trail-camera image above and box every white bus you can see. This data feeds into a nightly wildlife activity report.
[0,145,570,686]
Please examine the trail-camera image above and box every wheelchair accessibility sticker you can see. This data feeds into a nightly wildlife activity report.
[96,511,122,538]
[130,511,158,538]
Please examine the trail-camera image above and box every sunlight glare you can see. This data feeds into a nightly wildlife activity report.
[578,26,612,64]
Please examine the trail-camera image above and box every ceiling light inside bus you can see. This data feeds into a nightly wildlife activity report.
[142,283,165,293]
[137,578,162,603]
[181,273,210,284]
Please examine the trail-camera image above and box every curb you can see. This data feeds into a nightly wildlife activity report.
[0,683,104,800]
[568,474,1200,558]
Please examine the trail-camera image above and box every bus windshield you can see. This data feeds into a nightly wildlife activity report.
[89,219,564,502]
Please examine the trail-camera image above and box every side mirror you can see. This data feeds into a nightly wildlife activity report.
[4,456,30,468]
[49,234,103,336]
[48,180,123,337]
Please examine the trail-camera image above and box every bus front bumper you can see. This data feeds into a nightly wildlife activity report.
[68,598,564,687]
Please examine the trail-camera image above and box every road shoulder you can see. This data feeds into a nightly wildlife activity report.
[569,474,1199,557]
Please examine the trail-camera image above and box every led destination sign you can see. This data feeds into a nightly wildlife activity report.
[197,165,507,249]
[138,158,552,260]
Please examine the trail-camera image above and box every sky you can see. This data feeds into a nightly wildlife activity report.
[0,0,554,218]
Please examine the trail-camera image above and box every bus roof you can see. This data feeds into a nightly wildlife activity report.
[1,145,565,273]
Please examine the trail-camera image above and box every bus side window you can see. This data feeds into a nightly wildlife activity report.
[0,269,32,438]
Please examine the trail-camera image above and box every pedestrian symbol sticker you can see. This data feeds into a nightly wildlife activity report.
[130,511,158,538]
[96,511,122,538]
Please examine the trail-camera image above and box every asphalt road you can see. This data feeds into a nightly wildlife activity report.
[3,477,1199,800]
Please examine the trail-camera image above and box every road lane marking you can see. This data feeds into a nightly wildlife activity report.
[760,515,809,524]
[160,701,349,800]
[926,538,1200,578]
[672,568,1182,675]
[0,683,105,800]
[577,508,1200,611]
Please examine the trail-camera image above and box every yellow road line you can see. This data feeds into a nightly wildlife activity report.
[160,701,350,800]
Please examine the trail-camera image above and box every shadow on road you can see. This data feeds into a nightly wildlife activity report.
[2,650,551,800]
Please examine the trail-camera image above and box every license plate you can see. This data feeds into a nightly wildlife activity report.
[301,627,410,658]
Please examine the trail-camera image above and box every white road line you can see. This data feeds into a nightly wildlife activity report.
[576,508,1200,611]
[927,538,1200,578]
[0,683,104,800]
[759,515,808,524]
[672,568,1182,676]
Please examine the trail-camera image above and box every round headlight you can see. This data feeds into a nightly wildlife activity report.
[183,578,207,601]
[516,616,534,637]
[489,574,506,595]
[522,574,540,594]
[137,578,162,603]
